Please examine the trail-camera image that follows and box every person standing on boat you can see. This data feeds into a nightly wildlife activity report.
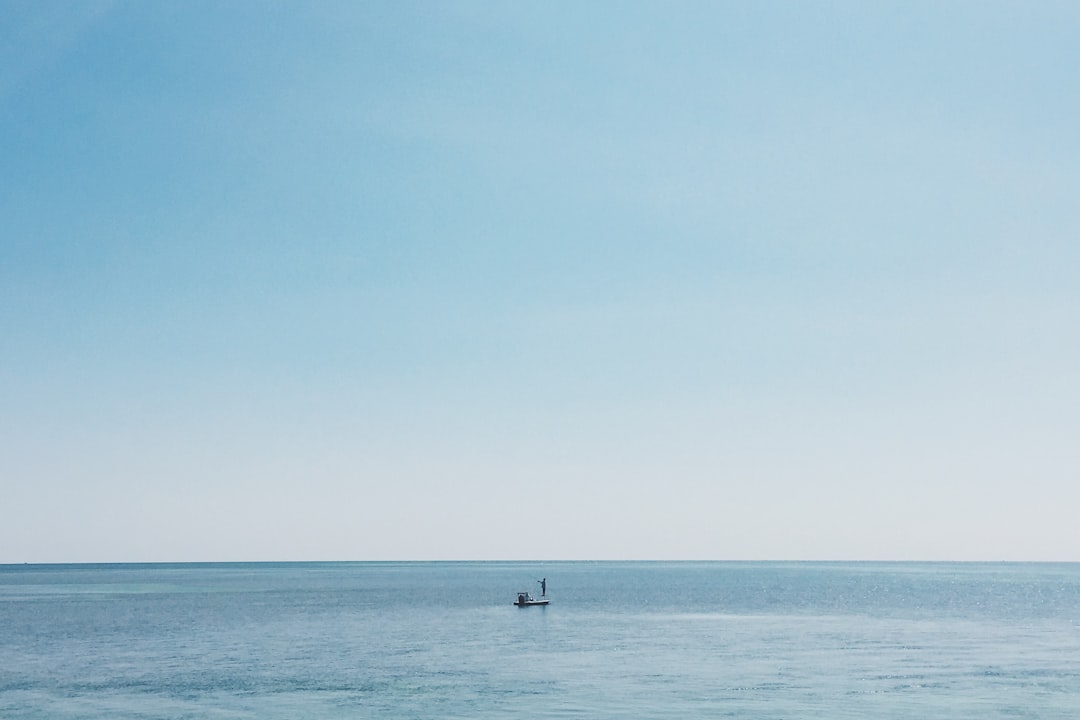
[539,578,546,596]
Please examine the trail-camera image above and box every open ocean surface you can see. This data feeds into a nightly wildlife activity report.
[1,561,1079,719]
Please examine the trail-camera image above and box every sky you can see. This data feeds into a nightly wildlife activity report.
[2,1,1079,563]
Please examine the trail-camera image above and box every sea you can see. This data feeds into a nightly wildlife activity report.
[1,561,1078,719]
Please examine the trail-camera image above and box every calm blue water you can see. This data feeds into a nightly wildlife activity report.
[2,562,1078,718]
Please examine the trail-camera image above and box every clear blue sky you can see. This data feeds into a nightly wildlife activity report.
[3,1,1078,562]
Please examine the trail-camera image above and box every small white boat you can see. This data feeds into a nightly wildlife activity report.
[514,578,550,606]
[514,591,550,607]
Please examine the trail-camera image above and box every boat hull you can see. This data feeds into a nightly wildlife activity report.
[514,591,550,606]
